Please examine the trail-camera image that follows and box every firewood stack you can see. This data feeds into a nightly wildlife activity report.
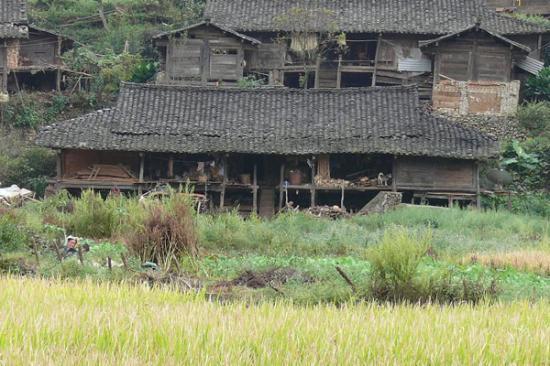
[307,205,350,219]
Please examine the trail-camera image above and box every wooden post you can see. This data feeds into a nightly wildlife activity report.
[392,156,397,192]
[53,239,63,261]
[278,163,285,211]
[475,161,481,209]
[220,156,227,209]
[167,155,174,178]
[138,153,145,195]
[340,185,345,209]
[56,36,62,92]
[139,153,145,182]
[372,34,382,86]
[32,240,40,265]
[120,253,129,270]
[336,55,342,89]
[77,246,84,265]
[107,257,112,271]
[252,163,258,214]
[314,56,321,89]
[310,157,316,207]
[56,150,63,180]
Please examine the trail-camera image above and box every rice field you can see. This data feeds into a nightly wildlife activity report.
[0,277,548,365]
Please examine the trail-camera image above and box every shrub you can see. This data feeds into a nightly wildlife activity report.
[0,214,27,252]
[517,102,550,137]
[125,194,198,269]
[367,227,499,303]
[525,67,550,102]
[66,190,117,239]
[367,227,431,302]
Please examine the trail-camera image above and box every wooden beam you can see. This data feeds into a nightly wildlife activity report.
[310,156,316,207]
[56,36,62,92]
[56,150,63,180]
[392,156,397,192]
[336,54,342,89]
[475,161,481,209]
[372,34,382,86]
[252,163,258,214]
[139,153,145,183]
[220,156,227,209]
[314,56,321,89]
[167,155,174,178]
[278,162,285,211]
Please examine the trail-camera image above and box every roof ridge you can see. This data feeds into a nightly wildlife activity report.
[120,82,418,94]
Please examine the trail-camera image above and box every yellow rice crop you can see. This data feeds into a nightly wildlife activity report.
[0,277,548,365]
[462,250,550,275]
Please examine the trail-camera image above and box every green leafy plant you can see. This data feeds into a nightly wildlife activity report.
[367,227,431,302]
[525,67,550,102]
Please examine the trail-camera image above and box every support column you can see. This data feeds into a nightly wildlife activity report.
[310,156,316,207]
[56,150,63,180]
[56,36,62,92]
[220,156,227,209]
[475,161,481,209]
[278,163,285,211]
[252,163,258,214]
[138,153,145,195]
[167,155,174,179]
[372,34,382,86]
[336,55,342,89]
[392,156,397,192]
[139,153,145,182]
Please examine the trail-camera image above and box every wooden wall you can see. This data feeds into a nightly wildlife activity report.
[161,25,247,83]
[394,157,477,192]
[430,31,515,82]
[62,149,139,178]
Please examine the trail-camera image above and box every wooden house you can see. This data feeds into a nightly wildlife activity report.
[36,83,499,215]
[485,0,550,17]
[153,0,548,114]
[0,0,73,97]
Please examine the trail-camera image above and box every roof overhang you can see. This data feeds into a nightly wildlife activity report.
[419,24,532,53]
[153,21,262,45]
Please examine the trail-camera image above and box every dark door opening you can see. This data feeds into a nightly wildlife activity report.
[340,72,373,88]
[284,71,316,89]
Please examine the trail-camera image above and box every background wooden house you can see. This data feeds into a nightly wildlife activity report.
[485,0,550,17]
[0,0,73,98]
[153,0,549,115]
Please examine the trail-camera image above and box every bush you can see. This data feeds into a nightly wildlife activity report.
[525,67,550,102]
[367,227,430,302]
[0,214,28,252]
[66,190,117,239]
[367,227,499,303]
[125,193,198,268]
[517,102,550,137]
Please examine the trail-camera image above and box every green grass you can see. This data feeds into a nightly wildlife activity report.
[0,277,548,365]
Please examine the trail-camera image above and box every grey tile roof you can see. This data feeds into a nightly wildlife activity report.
[419,24,532,52]
[0,0,27,38]
[153,21,262,45]
[36,83,498,160]
[204,0,549,35]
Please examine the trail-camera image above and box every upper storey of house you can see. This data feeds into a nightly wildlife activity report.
[153,0,549,115]
[204,0,547,35]
[0,0,27,38]
[484,0,550,17]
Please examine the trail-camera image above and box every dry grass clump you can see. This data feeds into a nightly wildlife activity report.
[463,250,550,276]
[0,277,548,365]
[125,194,198,268]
